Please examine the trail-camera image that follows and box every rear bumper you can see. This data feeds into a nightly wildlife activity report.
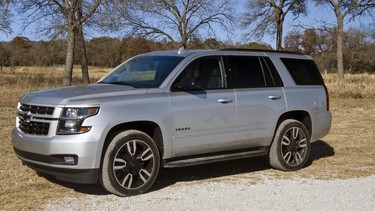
[312,111,332,141]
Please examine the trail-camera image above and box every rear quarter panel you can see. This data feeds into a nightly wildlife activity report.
[267,53,332,141]
[282,86,332,141]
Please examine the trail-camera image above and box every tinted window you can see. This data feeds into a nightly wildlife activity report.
[226,56,281,88]
[173,56,227,90]
[281,58,324,85]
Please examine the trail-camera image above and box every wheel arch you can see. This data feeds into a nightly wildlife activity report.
[276,110,312,137]
[100,121,164,167]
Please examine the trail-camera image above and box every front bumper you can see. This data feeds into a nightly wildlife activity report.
[12,127,102,184]
[20,156,99,184]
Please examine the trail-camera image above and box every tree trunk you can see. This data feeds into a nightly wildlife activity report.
[181,35,187,49]
[63,24,75,86]
[336,15,345,81]
[276,21,283,50]
[78,25,90,83]
[77,0,90,83]
[274,7,283,51]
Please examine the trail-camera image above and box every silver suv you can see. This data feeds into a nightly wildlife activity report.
[12,49,332,196]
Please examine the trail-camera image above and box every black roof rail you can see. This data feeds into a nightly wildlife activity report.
[218,48,304,55]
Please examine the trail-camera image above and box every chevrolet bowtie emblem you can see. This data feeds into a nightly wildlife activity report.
[23,111,32,123]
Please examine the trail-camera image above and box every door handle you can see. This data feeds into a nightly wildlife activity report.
[268,95,282,100]
[218,98,233,104]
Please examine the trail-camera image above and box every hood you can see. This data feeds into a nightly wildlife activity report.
[19,84,148,106]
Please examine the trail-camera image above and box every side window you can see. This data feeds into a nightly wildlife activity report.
[281,58,324,85]
[226,56,281,88]
[173,56,227,90]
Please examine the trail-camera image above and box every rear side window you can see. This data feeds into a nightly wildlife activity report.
[281,58,324,85]
[226,56,283,88]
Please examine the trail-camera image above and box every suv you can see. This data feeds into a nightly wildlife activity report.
[12,49,331,196]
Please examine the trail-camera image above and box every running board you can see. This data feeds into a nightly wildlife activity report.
[163,147,269,168]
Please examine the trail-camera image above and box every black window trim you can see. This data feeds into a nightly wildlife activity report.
[261,57,284,87]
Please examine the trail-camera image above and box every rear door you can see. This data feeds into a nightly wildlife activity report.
[225,55,287,148]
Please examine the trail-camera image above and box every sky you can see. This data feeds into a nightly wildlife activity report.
[0,0,373,49]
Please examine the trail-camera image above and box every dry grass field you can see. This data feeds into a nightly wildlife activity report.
[0,67,374,210]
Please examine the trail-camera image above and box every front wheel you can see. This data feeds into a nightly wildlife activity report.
[100,130,160,196]
[268,119,310,171]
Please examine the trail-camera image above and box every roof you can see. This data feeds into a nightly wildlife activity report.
[219,48,303,55]
[140,48,306,58]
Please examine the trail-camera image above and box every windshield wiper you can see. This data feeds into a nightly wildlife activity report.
[97,81,137,88]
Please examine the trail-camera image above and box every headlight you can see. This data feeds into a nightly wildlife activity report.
[57,107,99,135]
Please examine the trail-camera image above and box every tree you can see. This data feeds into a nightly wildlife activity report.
[10,36,33,66]
[240,42,273,50]
[18,0,102,86]
[110,0,234,48]
[31,41,56,66]
[242,0,307,50]
[86,37,122,67]
[300,28,335,55]
[343,27,373,73]
[0,42,12,70]
[314,0,375,81]
[0,0,11,33]
[283,26,375,74]
[77,0,90,83]
[284,29,302,51]
[201,38,225,49]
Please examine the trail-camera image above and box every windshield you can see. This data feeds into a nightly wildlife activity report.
[99,56,184,88]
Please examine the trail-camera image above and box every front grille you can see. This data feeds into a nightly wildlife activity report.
[19,121,50,135]
[18,103,55,136]
[20,103,54,115]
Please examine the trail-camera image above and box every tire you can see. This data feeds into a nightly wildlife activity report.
[100,130,160,196]
[268,119,310,171]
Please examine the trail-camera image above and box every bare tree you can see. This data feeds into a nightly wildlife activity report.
[314,0,375,81]
[284,27,335,55]
[77,0,89,83]
[18,0,102,86]
[110,0,234,48]
[283,29,302,51]
[242,0,307,50]
[0,0,12,33]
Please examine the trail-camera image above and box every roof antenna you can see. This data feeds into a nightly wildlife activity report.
[178,46,185,55]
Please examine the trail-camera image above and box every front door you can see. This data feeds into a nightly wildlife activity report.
[168,56,236,157]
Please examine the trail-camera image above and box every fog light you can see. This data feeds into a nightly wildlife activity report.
[64,156,75,165]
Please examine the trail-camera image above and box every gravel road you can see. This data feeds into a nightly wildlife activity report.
[42,174,375,210]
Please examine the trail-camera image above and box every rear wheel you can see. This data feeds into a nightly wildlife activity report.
[100,130,160,196]
[269,119,310,171]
